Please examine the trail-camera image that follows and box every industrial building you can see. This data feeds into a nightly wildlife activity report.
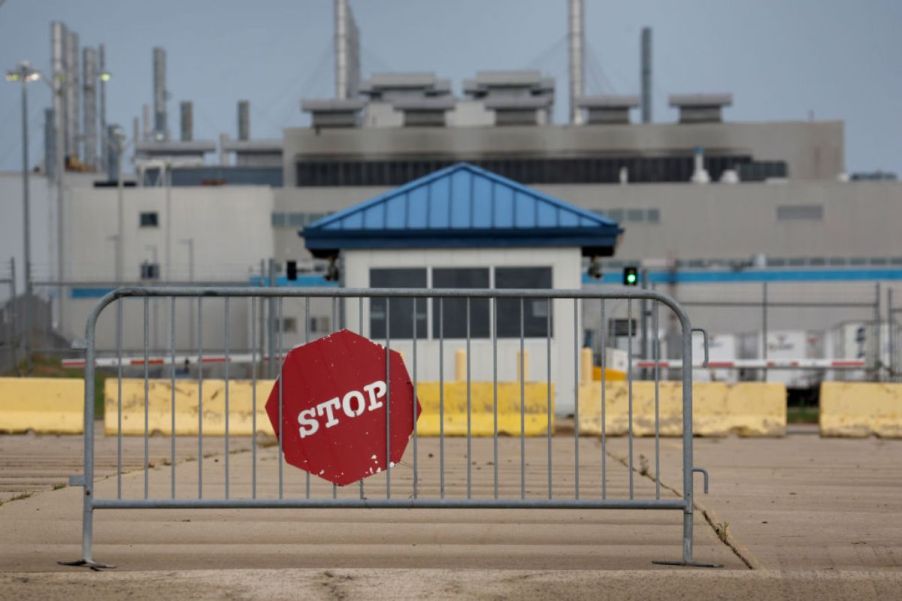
[1,0,900,388]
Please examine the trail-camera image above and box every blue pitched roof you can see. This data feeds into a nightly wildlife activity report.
[302,163,622,256]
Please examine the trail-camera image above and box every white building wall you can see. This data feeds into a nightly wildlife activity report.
[0,173,54,301]
[60,186,274,350]
[341,247,583,415]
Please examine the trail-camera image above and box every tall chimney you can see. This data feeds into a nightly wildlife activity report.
[568,0,585,125]
[82,47,98,168]
[641,27,652,123]
[65,29,80,160]
[180,101,193,142]
[334,0,349,99]
[44,109,56,180]
[50,22,66,175]
[142,104,151,141]
[99,44,107,169]
[237,100,250,140]
[152,47,167,140]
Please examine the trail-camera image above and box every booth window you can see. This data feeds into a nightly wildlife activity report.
[369,268,427,339]
[432,268,490,339]
[139,211,159,228]
[495,267,552,338]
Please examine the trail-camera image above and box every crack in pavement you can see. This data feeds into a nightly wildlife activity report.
[604,447,759,570]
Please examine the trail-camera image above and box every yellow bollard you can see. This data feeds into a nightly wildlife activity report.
[455,349,467,381]
[516,350,530,383]
[580,347,593,385]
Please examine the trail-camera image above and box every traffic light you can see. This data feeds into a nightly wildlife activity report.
[623,266,639,286]
[286,260,298,281]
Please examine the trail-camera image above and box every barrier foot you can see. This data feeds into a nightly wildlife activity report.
[652,559,723,568]
[58,559,116,571]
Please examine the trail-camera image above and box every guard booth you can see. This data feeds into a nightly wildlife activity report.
[302,163,621,414]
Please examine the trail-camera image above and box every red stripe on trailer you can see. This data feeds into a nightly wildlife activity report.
[831,360,865,367]
[201,357,226,364]
[706,361,734,368]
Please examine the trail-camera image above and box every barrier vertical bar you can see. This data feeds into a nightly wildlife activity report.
[875,282,882,380]
[170,297,176,498]
[573,298,579,500]
[492,296,498,499]
[332,296,338,500]
[305,296,311,499]
[197,298,203,498]
[116,300,123,499]
[412,296,418,499]
[762,282,768,382]
[385,297,391,499]
[627,298,634,499]
[519,297,525,500]
[224,298,230,500]
[654,300,661,500]
[681,304,695,563]
[358,296,364,500]
[143,297,149,500]
[600,298,606,499]
[439,297,445,499]
[466,297,471,499]
[546,297,552,499]
[251,297,257,499]
[277,297,284,499]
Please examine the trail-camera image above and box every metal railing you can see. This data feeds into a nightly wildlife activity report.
[62,286,717,569]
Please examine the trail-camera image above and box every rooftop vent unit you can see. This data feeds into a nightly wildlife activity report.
[301,98,367,128]
[577,95,640,125]
[484,96,553,126]
[359,72,452,101]
[392,97,456,127]
[669,93,732,124]
[463,70,554,99]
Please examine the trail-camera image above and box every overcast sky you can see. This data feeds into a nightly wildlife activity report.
[0,0,899,175]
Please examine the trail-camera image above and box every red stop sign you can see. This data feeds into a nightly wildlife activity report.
[265,329,420,486]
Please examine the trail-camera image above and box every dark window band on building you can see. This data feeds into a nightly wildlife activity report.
[296,156,788,187]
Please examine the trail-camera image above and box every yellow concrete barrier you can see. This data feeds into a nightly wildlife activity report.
[106,378,554,437]
[577,381,785,437]
[415,381,554,437]
[0,377,84,434]
[820,382,902,438]
[104,378,275,436]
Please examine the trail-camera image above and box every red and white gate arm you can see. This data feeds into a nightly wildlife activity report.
[61,352,276,369]
[633,358,867,370]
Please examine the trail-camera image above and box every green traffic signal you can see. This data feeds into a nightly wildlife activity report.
[623,267,639,286]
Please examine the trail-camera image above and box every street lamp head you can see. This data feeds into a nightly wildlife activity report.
[6,62,41,83]
[99,71,112,82]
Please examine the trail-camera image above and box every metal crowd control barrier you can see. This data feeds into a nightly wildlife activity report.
[62,286,718,569]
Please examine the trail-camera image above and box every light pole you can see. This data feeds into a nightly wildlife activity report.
[180,238,195,348]
[6,62,41,372]
[108,125,127,283]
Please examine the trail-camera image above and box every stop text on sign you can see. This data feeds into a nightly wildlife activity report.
[298,380,386,438]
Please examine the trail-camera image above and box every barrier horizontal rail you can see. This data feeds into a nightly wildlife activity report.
[63,355,869,370]
[62,286,719,570]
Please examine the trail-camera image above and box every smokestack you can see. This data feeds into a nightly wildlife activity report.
[99,44,107,170]
[348,10,361,97]
[65,29,80,160]
[237,100,250,140]
[152,47,167,140]
[568,0,585,125]
[641,27,652,123]
[106,125,121,181]
[82,47,98,168]
[44,109,56,180]
[51,22,66,177]
[334,0,349,99]
[180,101,193,142]
[142,104,151,141]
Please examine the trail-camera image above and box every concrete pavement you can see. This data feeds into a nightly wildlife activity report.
[1,425,901,598]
